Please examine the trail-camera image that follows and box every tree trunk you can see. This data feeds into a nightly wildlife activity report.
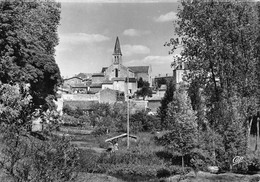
[247,118,253,152]
[182,155,184,173]
[255,118,259,152]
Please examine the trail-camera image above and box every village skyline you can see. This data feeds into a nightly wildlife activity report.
[54,1,183,78]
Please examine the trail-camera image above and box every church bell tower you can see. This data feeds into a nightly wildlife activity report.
[112,36,122,65]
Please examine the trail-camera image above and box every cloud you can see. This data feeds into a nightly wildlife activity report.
[59,33,110,44]
[123,29,151,37]
[155,11,177,22]
[127,55,173,65]
[121,44,150,56]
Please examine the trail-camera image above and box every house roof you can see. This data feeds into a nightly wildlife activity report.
[92,73,104,77]
[90,83,102,88]
[70,83,87,88]
[128,66,149,73]
[76,73,92,79]
[102,80,113,84]
[112,77,125,81]
[125,77,137,83]
[63,76,83,82]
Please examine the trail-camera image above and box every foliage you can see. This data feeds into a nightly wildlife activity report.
[157,80,175,130]
[63,105,84,118]
[160,86,198,171]
[130,111,160,133]
[155,77,167,89]
[0,84,79,181]
[87,103,127,134]
[136,78,152,100]
[0,0,62,110]
[166,0,260,170]
[62,114,81,127]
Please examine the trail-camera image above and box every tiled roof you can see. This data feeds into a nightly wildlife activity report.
[63,76,83,81]
[128,66,149,73]
[92,73,104,77]
[125,77,137,83]
[102,80,113,84]
[112,77,125,81]
[90,83,102,88]
[70,83,87,88]
[76,73,92,79]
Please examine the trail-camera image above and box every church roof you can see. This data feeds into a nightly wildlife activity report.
[128,66,149,73]
[113,36,122,55]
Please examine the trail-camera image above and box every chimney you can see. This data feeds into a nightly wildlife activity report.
[166,74,168,76]
[159,74,161,77]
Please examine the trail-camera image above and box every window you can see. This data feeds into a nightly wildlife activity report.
[115,68,118,77]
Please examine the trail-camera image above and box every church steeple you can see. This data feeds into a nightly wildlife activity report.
[112,36,122,64]
[113,36,122,56]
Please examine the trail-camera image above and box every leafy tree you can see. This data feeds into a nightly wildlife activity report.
[0,84,79,181]
[157,80,175,130]
[130,110,160,133]
[0,1,80,181]
[136,78,152,100]
[161,87,198,172]
[0,0,62,111]
[155,77,167,89]
[166,0,260,167]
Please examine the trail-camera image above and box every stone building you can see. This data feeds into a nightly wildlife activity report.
[60,37,152,105]
[99,37,151,98]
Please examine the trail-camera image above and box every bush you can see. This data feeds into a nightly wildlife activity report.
[247,155,260,173]
[156,168,171,178]
[62,114,81,126]
[130,111,160,133]
[92,126,108,137]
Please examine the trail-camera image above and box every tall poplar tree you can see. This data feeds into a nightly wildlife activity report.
[157,80,175,130]
[166,0,260,168]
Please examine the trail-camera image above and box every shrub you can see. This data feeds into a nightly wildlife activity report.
[156,168,171,178]
[92,126,108,137]
[62,114,81,126]
[247,155,260,172]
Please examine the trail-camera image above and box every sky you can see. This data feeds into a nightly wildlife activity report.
[54,0,182,78]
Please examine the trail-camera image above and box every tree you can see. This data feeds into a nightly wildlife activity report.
[136,78,152,100]
[157,80,175,130]
[0,84,79,181]
[161,86,198,172]
[0,1,79,181]
[0,0,62,111]
[166,0,260,167]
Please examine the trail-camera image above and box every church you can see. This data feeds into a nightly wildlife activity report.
[63,37,152,99]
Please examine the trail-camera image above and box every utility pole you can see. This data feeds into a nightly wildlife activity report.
[127,68,130,149]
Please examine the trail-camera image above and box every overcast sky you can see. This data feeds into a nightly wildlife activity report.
[55,0,181,78]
